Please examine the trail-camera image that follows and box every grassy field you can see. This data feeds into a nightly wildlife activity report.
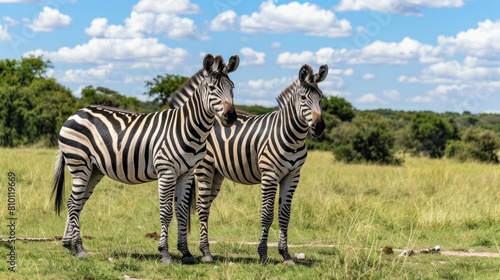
[0,148,499,279]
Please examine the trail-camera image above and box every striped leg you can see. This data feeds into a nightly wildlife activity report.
[63,169,104,257]
[258,172,279,263]
[278,174,299,265]
[157,169,176,264]
[175,172,196,264]
[197,170,224,262]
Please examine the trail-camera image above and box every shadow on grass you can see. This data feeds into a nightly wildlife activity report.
[109,251,318,267]
[110,251,160,261]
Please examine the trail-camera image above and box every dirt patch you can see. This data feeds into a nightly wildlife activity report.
[204,241,500,258]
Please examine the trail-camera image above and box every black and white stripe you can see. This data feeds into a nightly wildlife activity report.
[51,54,239,264]
[169,64,328,264]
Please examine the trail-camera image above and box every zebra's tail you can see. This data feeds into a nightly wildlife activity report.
[186,177,197,233]
[51,150,66,216]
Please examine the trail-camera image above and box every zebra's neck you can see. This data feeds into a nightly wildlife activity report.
[168,69,204,109]
[275,81,310,147]
[177,81,214,140]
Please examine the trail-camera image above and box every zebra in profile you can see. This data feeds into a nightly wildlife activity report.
[168,64,328,264]
[51,54,240,264]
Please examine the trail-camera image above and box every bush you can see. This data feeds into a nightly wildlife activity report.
[407,113,457,158]
[330,113,403,165]
[445,128,500,163]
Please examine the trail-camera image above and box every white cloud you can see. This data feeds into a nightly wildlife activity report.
[85,11,207,40]
[24,37,189,70]
[356,93,383,103]
[276,47,350,68]
[210,10,239,31]
[354,37,439,64]
[383,89,400,101]
[330,68,354,76]
[247,76,292,91]
[73,85,86,98]
[401,58,500,84]
[2,16,19,26]
[132,0,200,14]
[240,47,265,65]
[277,37,439,67]
[362,73,374,79]
[271,42,281,49]
[334,0,464,15]
[28,7,71,32]
[59,64,117,83]
[427,84,468,97]
[0,24,11,42]
[437,19,500,61]
[322,76,345,89]
[210,1,352,37]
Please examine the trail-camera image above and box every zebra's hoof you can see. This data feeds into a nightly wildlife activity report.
[201,254,213,263]
[161,257,173,264]
[76,251,90,258]
[282,259,295,265]
[182,256,196,265]
[259,256,270,265]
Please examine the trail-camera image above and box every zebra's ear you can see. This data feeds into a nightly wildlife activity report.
[203,54,215,73]
[314,64,328,83]
[299,64,313,83]
[224,55,240,73]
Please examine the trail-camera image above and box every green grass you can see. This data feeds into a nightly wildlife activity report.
[0,148,499,279]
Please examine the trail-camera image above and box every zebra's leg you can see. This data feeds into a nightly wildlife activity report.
[157,169,177,264]
[258,174,279,264]
[63,169,104,257]
[174,172,196,264]
[277,175,299,265]
[197,170,224,262]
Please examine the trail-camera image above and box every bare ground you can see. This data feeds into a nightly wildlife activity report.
[206,241,500,258]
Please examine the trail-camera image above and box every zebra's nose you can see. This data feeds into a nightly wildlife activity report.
[311,111,321,125]
[221,105,237,127]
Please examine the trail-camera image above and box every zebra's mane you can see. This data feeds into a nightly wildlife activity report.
[276,79,301,110]
[166,69,205,109]
[167,55,227,109]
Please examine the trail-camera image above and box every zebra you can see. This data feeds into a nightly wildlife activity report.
[51,54,240,264]
[168,64,328,264]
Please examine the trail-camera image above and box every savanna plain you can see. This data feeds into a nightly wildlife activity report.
[0,148,499,279]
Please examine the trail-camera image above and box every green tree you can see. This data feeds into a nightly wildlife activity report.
[144,74,188,107]
[322,96,355,122]
[408,113,456,158]
[330,113,403,165]
[0,56,52,87]
[0,56,76,147]
[80,86,141,111]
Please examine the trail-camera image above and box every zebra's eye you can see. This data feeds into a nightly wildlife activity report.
[301,95,307,101]
[209,85,216,91]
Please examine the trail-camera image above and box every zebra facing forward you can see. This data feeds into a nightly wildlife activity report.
[51,54,240,264]
[168,64,328,264]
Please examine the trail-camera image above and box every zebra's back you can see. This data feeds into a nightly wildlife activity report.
[58,105,166,184]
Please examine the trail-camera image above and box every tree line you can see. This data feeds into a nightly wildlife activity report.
[1,56,499,164]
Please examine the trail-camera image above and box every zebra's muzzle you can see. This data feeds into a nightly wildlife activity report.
[311,116,326,137]
[220,106,237,127]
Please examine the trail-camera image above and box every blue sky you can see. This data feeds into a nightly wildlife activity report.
[1,0,499,113]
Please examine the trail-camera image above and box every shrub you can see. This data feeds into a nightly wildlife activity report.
[330,113,403,165]
[445,128,500,163]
